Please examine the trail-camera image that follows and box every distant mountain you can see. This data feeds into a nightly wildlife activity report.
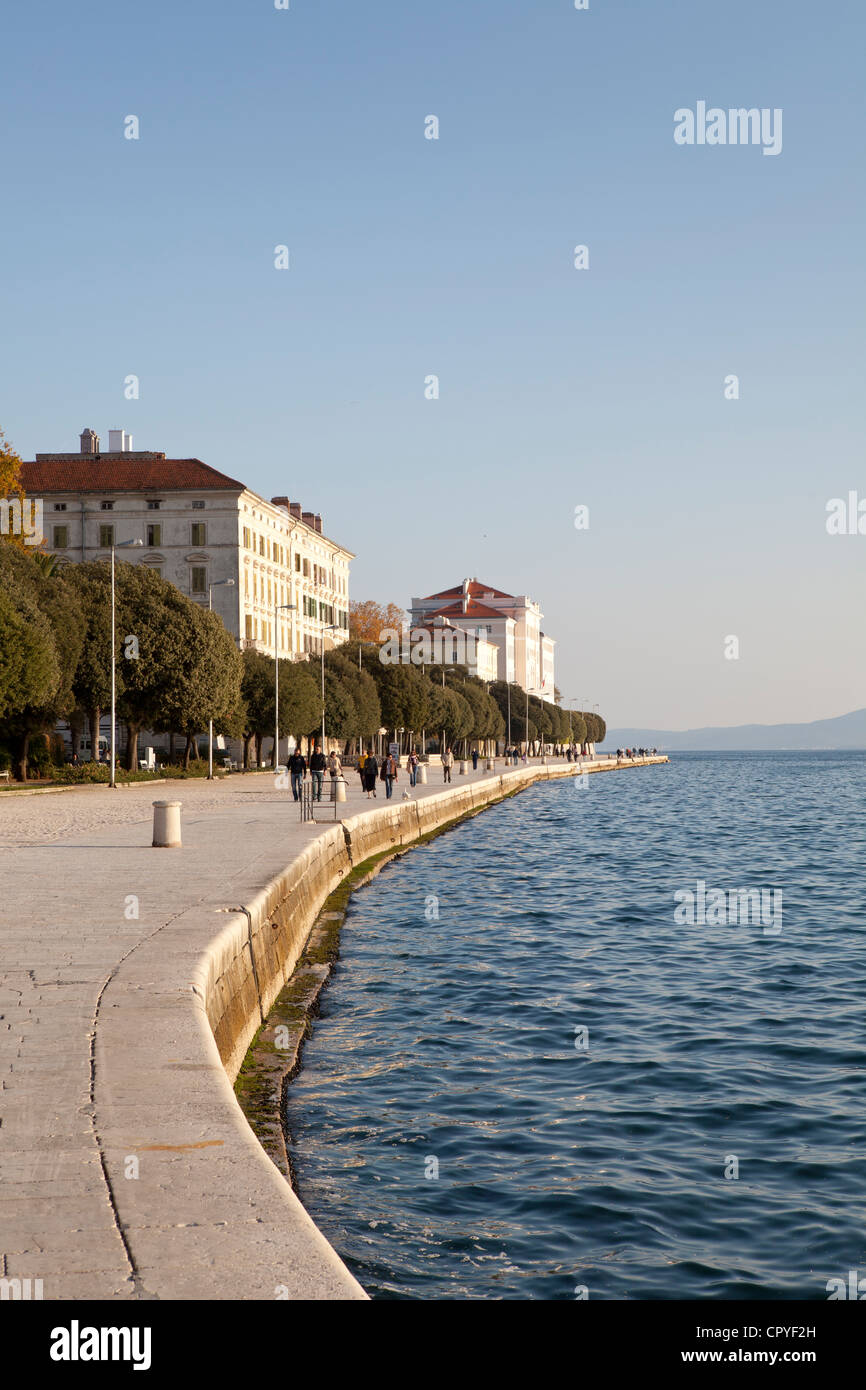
[602,708,866,751]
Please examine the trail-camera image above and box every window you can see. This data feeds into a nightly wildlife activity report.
[99,524,114,548]
[191,522,206,546]
[100,500,114,511]
[191,500,205,510]
[53,503,67,512]
[259,536,265,556]
[303,558,310,578]
[294,553,301,572]
[147,500,161,511]
[147,524,161,547]
[245,615,254,639]
[243,526,251,549]
[191,567,207,594]
[53,525,68,549]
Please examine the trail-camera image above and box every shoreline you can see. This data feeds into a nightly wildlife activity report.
[231,755,669,1288]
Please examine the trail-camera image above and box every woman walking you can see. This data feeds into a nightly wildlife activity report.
[381,751,396,799]
[364,752,379,797]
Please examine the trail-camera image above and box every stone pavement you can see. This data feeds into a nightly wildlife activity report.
[0,755,645,1300]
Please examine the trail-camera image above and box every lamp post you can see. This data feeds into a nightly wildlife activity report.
[274,602,297,771]
[207,579,236,778]
[319,623,340,750]
[110,537,143,788]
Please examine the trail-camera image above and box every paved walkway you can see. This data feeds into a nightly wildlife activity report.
[0,759,584,1298]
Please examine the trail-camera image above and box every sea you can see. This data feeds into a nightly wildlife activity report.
[285,752,866,1299]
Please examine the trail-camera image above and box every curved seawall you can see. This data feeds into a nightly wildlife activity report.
[94,758,665,1300]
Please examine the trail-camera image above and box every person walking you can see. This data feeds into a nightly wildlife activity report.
[328,749,342,786]
[407,748,419,787]
[364,751,379,798]
[381,751,396,799]
[288,747,307,802]
[442,746,454,784]
[471,747,478,771]
[309,743,326,801]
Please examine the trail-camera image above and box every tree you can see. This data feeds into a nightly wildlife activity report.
[240,652,320,769]
[66,564,113,761]
[150,597,243,767]
[349,599,406,643]
[366,660,430,734]
[0,546,85,779]
[0,428,27,553]
[324,649,382,744]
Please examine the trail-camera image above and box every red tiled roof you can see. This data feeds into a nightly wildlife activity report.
[427,600,509,620]
[20,457,246,494]
[424,580,512,601]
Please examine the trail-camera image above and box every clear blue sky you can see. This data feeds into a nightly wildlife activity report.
[3,0,864,729]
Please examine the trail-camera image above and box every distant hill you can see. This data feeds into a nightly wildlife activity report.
[603,708,866,751]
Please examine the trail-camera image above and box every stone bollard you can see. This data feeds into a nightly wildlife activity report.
[334,776,347,802]
[152,800,182,848]
[459,759,468,775]
[417,764,428,784]
[486,758,494,771]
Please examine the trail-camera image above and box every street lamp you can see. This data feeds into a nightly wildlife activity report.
[110,537,143,788]
[319,623,340,750]
[207,579,236,778]
[274,602,297,770]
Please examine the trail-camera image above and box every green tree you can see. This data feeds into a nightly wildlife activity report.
[0,546,85,779]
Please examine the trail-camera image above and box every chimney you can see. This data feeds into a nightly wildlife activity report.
[289,502,302,520]
[302,510,316,530]
[313,513,323,534]
[80,428,99,455]
[271,496,290,511]
[108,429,132,453]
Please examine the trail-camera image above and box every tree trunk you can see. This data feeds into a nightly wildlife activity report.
[169,731,176,762]
[243,735,252,770]
[87,706,101,763]
[254,733,263,768]
[183,734,193,769]
[14,731,30,782]
[125,725,140,771]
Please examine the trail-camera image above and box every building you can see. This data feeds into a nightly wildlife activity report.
[410,577,556,701]
[20,428,353,661]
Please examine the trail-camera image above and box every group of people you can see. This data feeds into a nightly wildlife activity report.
[615,747,657,760]
[357,749,401,799]
[286,744,343,802]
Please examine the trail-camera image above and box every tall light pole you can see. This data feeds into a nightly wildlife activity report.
[319,623,340,750]
[110,537,143,788]
[274,602,297,770]
[207,579,236,778]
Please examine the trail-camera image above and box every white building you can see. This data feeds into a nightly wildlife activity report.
[410,577,556,702]
[21,429,353,660]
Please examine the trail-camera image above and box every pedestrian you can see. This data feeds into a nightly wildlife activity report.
[407,748,419,786]
[364,752,379,797]
[442,746,454,783]
[381,751,396,799]
[309,743,326,801]
[328,749,342,796]
[471,747,478,771]
[288,747,307,801]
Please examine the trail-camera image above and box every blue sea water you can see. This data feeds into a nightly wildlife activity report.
[286,753,866,1299]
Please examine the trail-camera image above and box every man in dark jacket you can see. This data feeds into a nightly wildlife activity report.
[288,748,307,802]
[363,753,378,797]
[309,743,326,801]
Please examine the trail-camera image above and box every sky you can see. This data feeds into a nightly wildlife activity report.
[2,0,863,730]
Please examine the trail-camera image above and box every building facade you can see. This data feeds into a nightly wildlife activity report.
[410,577,556,701]
[20,429,353,661]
